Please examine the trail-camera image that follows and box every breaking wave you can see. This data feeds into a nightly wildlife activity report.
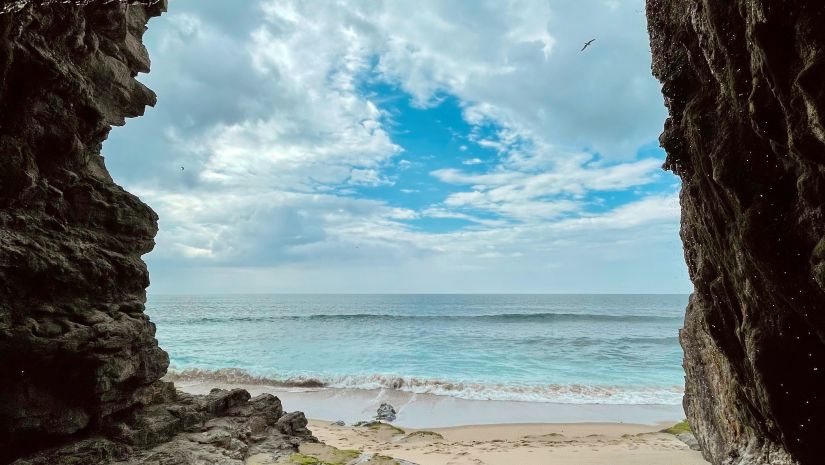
[165,367,684,405]
[169,312,682,325]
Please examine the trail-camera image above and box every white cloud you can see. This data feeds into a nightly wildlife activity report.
[103,0,687,294]
[431,145,664,222]
[354,0,663,158]
[348,168,394,186]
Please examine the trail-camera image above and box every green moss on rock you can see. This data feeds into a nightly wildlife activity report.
[287,454,320,465]
[401,430,444,441]
[367,422,405,435]
[661,420,692,435]
[289,443,362,465]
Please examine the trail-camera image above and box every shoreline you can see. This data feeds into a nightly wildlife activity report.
[176,380,706,464]
[175,380,685,428]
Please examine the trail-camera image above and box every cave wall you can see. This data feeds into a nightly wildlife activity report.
[0,0,169,458]
[647,1,825,464]
[2,0,824,463]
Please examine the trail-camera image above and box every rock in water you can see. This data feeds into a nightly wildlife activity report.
[376,403,397,422]
[648,1,825,464]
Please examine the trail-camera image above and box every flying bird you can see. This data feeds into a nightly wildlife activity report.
[581,39,596,51]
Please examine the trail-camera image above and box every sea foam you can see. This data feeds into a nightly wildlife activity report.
[165,367,685,405]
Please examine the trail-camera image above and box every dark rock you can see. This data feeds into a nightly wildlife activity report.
[648,1,825,464]
[375,403,397,422]
[9,438,131,465]
[225,393,283,425]
[0,2,320,464]
[123,404,182,447]
[0,0,168,461]
[275,411,313,438]
[12,387,316,465]
[196,388,251,416]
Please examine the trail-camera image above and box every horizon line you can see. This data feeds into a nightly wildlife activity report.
[146,292,693,296]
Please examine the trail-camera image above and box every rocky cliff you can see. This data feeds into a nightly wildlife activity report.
[0,0,170,459]
[0,3,409,465]
[648,1,825,464]
[0,2,315,464]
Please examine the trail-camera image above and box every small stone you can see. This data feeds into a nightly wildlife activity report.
[375,403,397,422]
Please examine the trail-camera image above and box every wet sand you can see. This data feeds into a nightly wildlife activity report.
[177,381,706,464]
[176,380,687,427]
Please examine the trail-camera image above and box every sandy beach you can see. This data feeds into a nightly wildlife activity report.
[177,381,706,464]
[310,420,706,465]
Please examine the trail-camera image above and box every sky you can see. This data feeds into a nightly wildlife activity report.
[105,0,690,294]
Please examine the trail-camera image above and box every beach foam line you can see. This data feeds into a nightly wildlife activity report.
[159,312,683,325]
[164,367,684,405]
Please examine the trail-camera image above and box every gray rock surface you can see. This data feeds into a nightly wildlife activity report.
[375,403,397,422]
[676,432,700,452]
[11,385,317,465]
[648,1,825,464]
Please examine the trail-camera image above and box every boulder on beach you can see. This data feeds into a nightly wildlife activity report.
[375,403,397,422]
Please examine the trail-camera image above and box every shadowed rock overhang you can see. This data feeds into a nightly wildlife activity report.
[648,1,825,464]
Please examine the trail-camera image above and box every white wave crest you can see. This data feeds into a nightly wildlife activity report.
[165,367,684,405]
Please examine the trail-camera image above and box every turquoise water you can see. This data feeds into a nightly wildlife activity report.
[148,294,687,405]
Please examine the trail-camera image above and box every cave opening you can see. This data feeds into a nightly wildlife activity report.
[4,0,825,464]
[104,0,698,460]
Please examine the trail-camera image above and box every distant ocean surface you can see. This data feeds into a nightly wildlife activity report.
[148,294,687,405]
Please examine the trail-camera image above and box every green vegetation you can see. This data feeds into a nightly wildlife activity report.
[288,454,320,465]
[287,448,360,465]
[367,422,405,435]
[369,455,400,465]
[404,430,444,439]
[661,419,692,435]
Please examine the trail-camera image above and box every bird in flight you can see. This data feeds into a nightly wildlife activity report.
[581,39,596,51]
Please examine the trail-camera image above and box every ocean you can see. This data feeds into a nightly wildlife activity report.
[148,294,687,406]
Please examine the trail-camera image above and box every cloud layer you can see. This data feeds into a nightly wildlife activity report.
[103,0,689,293]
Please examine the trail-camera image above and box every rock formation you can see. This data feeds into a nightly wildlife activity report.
[375,403,397,423]
[0,3,417,464]
[12,384,317,465]
[6,0,823,463]
[0,1,312,463]
[648,1,825,464]
[0,0,170,460]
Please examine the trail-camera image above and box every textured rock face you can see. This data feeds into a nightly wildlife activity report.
[648,1,825,464]
[11,384,317,465]
[0,0,169,460]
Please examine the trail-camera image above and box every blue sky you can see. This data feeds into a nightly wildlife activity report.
[105,0,690,294]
